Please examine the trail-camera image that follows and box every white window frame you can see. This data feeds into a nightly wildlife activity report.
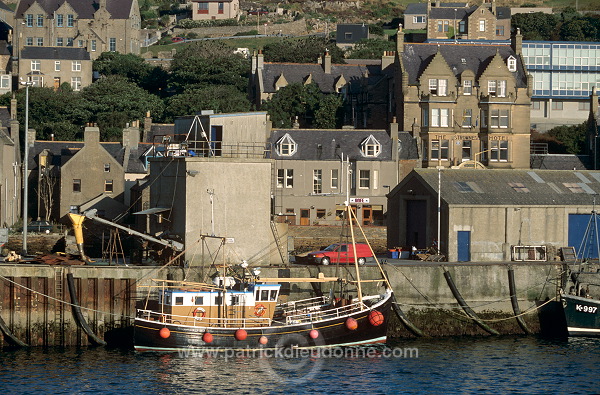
[91,40,97,52]
[0,75,10,89]
[463,80,472,95]
[358,170,370,189]
[109,38,116,52]
[313,169,322,194]
[462,109,472,127]
[490,140,508,162]
[54,61,61,71]
[438,79,447,96]
[67,14,74,27]
[72,61,81,72]
[277,169,294,188]
[507,56,517,72]
[26,14,33,27]
[276,134,297,156]
[56,37,63,46]
[71,77,82,91]
[331,169,338,189]
[31,60,40,72]
[431,139,449,160]
[479,20,485,31]
[56,14,63,27]
[360,135,381,157]
[36,37,43,46]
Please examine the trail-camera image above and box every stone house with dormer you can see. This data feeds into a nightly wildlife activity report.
[13,0,141,61]
[19,46,92,90]
[190,0,239,21]
[395,27,531,169]
[250,50,396,129]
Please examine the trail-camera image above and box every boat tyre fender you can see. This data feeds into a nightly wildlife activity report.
[255,304,266,317]
[193,307,206,320]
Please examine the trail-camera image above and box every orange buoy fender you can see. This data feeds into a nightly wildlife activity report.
[309,329,319,339]
[368,310,384,326]
[345,317,358,330]
[203,332,213,343]
[235,329,247,341]
[159,327,171,339]
[259,335,268,345]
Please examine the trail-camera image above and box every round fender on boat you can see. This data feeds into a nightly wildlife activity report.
[159,327,170,339]
[235,329,247,341]
[345,317,358,330]
[309,329,319,339]
[259,335,268,345]
[368,310,384,327]
[203,332,213,343]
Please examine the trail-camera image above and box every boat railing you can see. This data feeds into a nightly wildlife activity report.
[277,296,329,314]
[137,310,271,328]
[284,301,369,325]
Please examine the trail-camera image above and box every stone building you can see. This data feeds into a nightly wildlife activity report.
[190,0,239,21]
[395,27,531,169]
[13,0,141,61]
[388,168,600,262]
[0,102,20,227]
[18,47,92,90]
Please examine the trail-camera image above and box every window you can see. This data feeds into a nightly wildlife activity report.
[431,108,449,127]
[277,169,293,188]
[71,77,81,91]
[429,79,447,96]
[481,109,488,127]
[463,80,472,95]
[496,25,504,36]
[56,37,63,46]
[488,80,506,97]
[194,296,204,305]
[91,40,97,51]
[437,20,449,32]
[361,135,381,157]
[69,205,79,214]
[563,183,584,193]
[459,21,466,33]
[431,139,449,160]
[413,16,426,23]
[26,14,33,27]
[0,75,9,89]
[67,37,73,46]
[104,164,110,172]
[462,140,472,161]
[490,109,509,128]
[198,2,208,13]
[579,102,590,111]
[67,14,74,27]
[454,182,474,192]
[31,60,40,71]
[507,56,517,72]
[109,38,116,52]
[552,101,563,110]
[479,20,485,31]
[331,169,338,188]
[26,37,33,46]
[462,109,472,127]
[73,179,81,192]
[78,40,84,48]
[531,101,541,110]
[317,209,326,219]
[277,134,297,156]
[345,32,353,40]
[313,169,322,194]
[490,140,508,161]
[218,2,224,14]
[359,170,370,189]
[488,80,496,96]
[37,14,44,27]
[54,61,61,71]
[36,37,43,46]
[509,182,529,192]
[72,61,81,72]
[56,14,63,27]
[422,108,429,126]
[175,297,183,305]
[104,180,114,193]
[30,76,43,87]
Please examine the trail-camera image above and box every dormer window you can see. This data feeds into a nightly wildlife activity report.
[276,134,297,156]
[361,135,381,157]
[429,79,447,96]
[507,56,517,72]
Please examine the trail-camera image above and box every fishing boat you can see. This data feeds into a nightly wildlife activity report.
[133,205,394,352]
[560,210,600,337]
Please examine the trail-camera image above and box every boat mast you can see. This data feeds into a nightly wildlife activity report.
[346,157,364,307]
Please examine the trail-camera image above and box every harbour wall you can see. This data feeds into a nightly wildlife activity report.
[0,261,562,347]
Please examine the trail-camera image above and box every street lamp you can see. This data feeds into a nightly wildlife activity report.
[20,79,33,256]
[454,9,457,43]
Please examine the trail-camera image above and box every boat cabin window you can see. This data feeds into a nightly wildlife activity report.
[270,290,278,301]
[175,297,184,305]
[215,296,223,305]
[194,296,204,305]
[231,295,240,305]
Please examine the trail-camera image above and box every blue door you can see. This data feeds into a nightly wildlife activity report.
[457,231,471,262]
[568,214,600,259]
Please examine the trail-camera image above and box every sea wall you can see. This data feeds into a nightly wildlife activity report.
[0,261,562,347]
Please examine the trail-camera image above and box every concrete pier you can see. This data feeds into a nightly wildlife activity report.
[0,261,562,347]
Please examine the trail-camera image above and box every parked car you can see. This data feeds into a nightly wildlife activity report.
[26,220,53,233]
[248,9,268,15]
[306,243,373,265]
[171,37,185,43]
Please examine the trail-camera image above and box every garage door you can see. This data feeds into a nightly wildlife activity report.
[568,214,600,259]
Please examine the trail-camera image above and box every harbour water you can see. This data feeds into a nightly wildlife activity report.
[0,336,598,394]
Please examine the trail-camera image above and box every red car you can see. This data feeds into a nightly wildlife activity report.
[171,37,185,43]
[248,9,268,15]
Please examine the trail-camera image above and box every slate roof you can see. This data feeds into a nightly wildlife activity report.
[261,63,390,94]
[28,140,148,174]
[0,40,10,56]
[21,46,91,60]
[430,6,473,19]
[146,124,175,144]
[401,43,528,88]
[0,1,11,12]
[410,168,600,206]
[0,128,12,145]
[270,129,394,161]
[15,0,134,19]
[0,106,10,126]
[530,154,590,171]
[405,2,468,14]
[398,131,420,160]
[336,24,369,44]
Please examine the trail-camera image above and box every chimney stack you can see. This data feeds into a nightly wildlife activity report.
[322,50,331,74]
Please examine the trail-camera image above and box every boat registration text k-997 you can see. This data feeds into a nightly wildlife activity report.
[575,304,598,313]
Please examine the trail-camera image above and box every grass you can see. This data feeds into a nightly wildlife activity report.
[141,36,295,57]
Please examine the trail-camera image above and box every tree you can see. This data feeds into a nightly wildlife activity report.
[512,12,559,40]
[314,94,343,129]
[263,36,345,64]
[560,18,598,41]
[79,75,164,139]
[346,38,395,59]
[164,85,252,122]
[169,41,250,94]
[545,121,588,154]
[93,52,169,95]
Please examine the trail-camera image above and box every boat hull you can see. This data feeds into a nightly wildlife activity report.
[134,295,392,351]
[561,294,600,337]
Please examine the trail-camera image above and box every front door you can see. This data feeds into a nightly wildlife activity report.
[300,209,310,226]
[457,231,471,262]
[362,206,372,225]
